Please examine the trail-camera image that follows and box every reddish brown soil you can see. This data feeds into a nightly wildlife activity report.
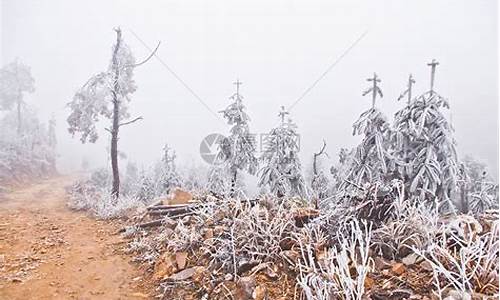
[0,176,152,300]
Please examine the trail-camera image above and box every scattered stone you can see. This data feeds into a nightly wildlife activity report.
[419,260,433,272]
[204,228,214,240]
[391,263,405,275]
[154,253,177,280]
[175,252,188,270]
[214,225,226,236]
[166,189,193,205]
[373,256,391,270]
[168,267,197,281]
[236,276,256,300]
[364,276,375,289]
[445,290,471,300]
[402,253,421,266]
[238,259,259,275]
[281,250,299,265]
[253,285,267,300]
[293,208,320,227]
[250,262,278,280]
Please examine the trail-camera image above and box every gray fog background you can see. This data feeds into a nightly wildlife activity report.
[1,0,498,178]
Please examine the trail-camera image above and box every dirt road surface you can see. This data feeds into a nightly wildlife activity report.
[0,177,152,300]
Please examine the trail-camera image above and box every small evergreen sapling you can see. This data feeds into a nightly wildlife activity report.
[258,106,307,197]
[392,60,459,206]
[157,143,182,194]
[344,73,390,189]
[217,80,258,197]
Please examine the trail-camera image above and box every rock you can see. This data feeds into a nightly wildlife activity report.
[191,266,207,284]
[154,253,177,280]
[444,290,471,300]
[419,260,433,272]
[373,256,391,270]
[402,253,421,266]
[236,276,256,300]
[238,260,259,275]
[167,189,193,205]
[391,263,405,275]
[250,262,278,280]
[175,252,188,270]
[253,285,267,300]
[364,276,375,289]
[214,225,226,236]
[204,228,214,240]
[169,267,198,281]
[293,208,320,227]
[281,250,299,265]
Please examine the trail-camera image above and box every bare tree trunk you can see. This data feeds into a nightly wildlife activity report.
[16,98,21,136]
[229,169,237,198]
[110,28,122,199]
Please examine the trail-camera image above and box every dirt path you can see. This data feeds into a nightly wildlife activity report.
[0,176,151,300]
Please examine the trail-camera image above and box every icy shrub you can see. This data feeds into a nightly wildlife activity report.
[413,212,499,297]
[67,168,146,219]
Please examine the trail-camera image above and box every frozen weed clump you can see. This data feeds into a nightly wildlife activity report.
[372,200,439,259]
[200,198,297,274]
[295,219,373,300]
[413,212,499,297]
[67,169,146,219]
[166,221,203,252]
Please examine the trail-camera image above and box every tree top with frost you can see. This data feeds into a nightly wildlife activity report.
[0,60,35,111]
[259,106,306,197]
[67,28,141,143]
[217,79,258,176]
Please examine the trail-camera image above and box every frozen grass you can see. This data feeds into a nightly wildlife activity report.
[413,212,499,297]
[295,218,373,300]
[67,178,146,219]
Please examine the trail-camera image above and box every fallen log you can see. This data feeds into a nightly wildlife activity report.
[148,199,164,208]
[148,210,196,218]
[147,204,194,211]
[118,216,179,233]
[149,206,195,216]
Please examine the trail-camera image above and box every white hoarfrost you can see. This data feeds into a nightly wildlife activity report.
[258,106,307,198]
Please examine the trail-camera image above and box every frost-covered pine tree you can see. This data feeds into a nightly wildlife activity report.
[343,73,390,189]
[457,156,498,214]
[392,60,459,205]
[137,169,155,203]
[217,80,258,197]
[156,143,181,194]
[258,106,306,197]
[0,59,35,135]
[389,74,416,180]
[67,28,159,198]
[206,165,230,198]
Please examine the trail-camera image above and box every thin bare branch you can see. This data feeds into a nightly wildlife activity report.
[119,116,143,127]
[127,41,161,68]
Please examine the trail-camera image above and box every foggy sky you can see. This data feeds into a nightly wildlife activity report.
[1,0,498,178]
